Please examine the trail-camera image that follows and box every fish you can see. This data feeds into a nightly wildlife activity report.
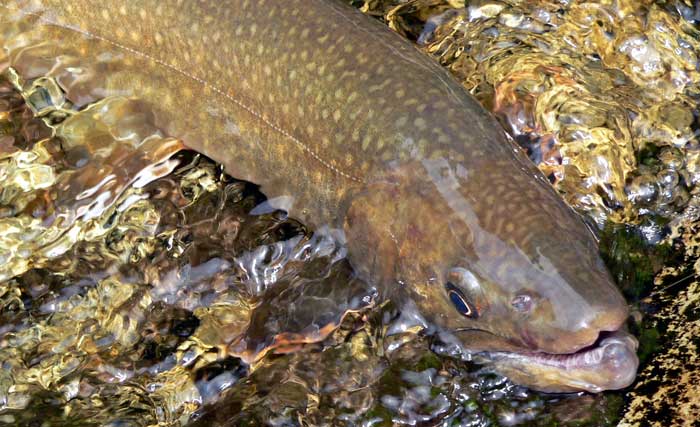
[0,0,638,393]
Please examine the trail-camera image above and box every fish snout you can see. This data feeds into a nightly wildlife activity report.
[558,286,631,352]
[522,298,631,355]
[589,298,630,333]
[563,300,631,353]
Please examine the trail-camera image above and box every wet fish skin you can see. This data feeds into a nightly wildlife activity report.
[0,0,637,392]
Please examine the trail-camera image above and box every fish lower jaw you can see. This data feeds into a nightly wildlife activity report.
[485,329,639,393]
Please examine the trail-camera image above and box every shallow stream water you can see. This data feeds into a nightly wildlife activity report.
[0,0,699,426]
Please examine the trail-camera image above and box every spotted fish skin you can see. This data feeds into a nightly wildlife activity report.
[1,0,513,223]
[0,0,637,392]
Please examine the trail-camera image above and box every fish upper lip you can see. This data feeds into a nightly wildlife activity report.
[455,323,638,360]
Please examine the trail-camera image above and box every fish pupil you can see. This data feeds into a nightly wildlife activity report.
[446,282,477,318]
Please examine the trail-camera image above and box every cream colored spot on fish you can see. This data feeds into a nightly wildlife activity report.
[334,88,343,99]
[333,110,342,123]
[163,91,174,105]
[300,50,308,61]
[306,124,315,135]
[130,31,140,43]
[352,129,360,142]
[344,44,354,53]
[119,5,127,16]
[396,116,408,127]
[322,109,330,120]
[396,89,405,99]
[235,26,243,36]
[362,135,372,151]
[263,65,272,76]
[101,10,110,20]
[301,28,310,39]
[250,24,257,35]
[414,117,427,130]
[154,32,164,45]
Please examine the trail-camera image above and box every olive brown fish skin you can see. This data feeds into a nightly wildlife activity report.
[0,0,637,392]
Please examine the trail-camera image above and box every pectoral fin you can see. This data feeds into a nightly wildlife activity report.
[229,259,377,363]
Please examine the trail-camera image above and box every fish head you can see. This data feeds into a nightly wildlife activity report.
[344,156,638,393]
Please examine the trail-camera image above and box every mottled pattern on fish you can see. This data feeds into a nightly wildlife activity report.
[1,0,550,225]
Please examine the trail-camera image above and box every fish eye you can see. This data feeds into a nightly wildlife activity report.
[445,282,478,319]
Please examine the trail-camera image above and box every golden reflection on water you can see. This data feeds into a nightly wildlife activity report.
[0,0,699,426]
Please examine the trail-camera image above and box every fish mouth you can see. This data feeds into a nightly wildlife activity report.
[475,329,639,393]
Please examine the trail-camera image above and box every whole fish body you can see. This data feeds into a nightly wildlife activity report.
[0,0,638,392]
